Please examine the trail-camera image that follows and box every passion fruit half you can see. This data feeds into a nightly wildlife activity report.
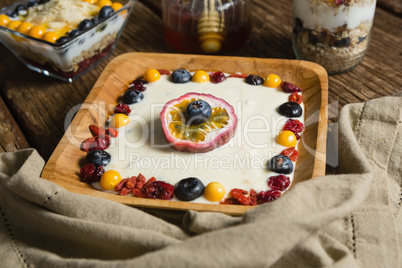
[160,92,237,153]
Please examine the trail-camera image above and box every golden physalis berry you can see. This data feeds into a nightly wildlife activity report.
[204,182,226,202]
[28,25,46,39]
[277,130,297,147]
[110,113,130,128]
[192,70,210,83]
[82,0,97,4]
[0,14,10,27]
[264,74,282,88]
[17,22,33,35]
[7,20,22,31]
[42,31,60,43]
[111,2,123,11]
[143,68,161,82]
[98,0,112,7]
[100,170,122,190]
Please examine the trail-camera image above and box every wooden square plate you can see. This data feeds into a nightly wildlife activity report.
[41,52,328,215]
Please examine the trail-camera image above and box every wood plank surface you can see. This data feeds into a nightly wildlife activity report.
[0,0,401,164]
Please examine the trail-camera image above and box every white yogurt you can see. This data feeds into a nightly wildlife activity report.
[294,0,376,31]
[101,74,305,204]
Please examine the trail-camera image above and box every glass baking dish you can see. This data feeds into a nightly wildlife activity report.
[0,0,135,82]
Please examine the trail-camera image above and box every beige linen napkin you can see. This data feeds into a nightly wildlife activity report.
[0,93,401,267]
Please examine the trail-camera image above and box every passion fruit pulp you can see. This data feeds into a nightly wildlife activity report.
[160,93,237,153]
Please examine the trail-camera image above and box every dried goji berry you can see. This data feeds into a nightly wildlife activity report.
[230,188,251,205]
[281,147,295,157]
[220,198,241,205]
[229,73,248,78]
[126,176,137,189]
[142,176,156,189]
[281,81,303,93]
[135,174,146,189]
[106,127,118,137]
[288,149,299,161]
[91,136,109,150]
[81,137,96,152]
[268,175,290,191]
[249,189,257,206]
[119,187,131,196]
[114,178,128,191]
[289,92,303,104]
[132,188,147,198]
[89,125,106,137]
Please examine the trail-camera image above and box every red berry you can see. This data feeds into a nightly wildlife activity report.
[289,92,303,104]
[114,103,131,115]
[229,73,248,78]
[268,175,290,191]
[80,163,104,183]
[144,181,175,200]
[282,119,305,139]
[281,82,303,93]
[209,71,226,84]
[257,190,281,204]
[157,69,171,75]
[106,127,118,137]
[129,79,148,92]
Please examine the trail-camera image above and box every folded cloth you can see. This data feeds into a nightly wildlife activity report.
[0,93,401,268]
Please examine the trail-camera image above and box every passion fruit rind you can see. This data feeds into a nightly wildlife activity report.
[160,92,238,153]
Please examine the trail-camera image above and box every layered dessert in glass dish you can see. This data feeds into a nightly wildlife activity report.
[0,0,135,82]
[292,0,376,74]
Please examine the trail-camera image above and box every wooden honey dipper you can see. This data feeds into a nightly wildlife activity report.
[197,0,225,53]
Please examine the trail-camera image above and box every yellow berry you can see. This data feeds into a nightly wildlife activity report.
[98,0,112,7]
[192,70,210,83]
[143,68,161,82]
[7,20,22,31]
[17,22,33,35]
[204,182,226,202]
[100,170,122,190]
[82,0,97,4]
[28,25,46,39]
[277,131,297,147]
[110,113,130,128]
[111,2,123,11]
[264,74,282,88]
[42,31,60,43]
[0,15,10,27]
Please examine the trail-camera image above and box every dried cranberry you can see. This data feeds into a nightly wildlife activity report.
[144,181,175,200]
[209,71,226,84]
[268,175,290,191]
[81,137,96,152]
[281,82,303,93]
[283,119,305,138]
[113,103,131,115]
[257,190,281,204]
[80,163,104,183]
[129,79,148,92]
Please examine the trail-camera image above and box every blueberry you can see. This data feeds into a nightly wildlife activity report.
[99,6,114,19]
[86,150,111,167]
[56,36,69,44]
[122,89,144,104]
[185,100,212,125]
[27,0,38,7]
[334,37,350,47]
[267,155,294,174]
[245,74,264,85]
[68,29,81,38]
[278,102,302,117]
[175,177,205,201]
[15,5,27,16]
[78,19,93,31]
[170,69,192,83]
[91,17,100,26]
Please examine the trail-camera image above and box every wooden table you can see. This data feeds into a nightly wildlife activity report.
[0,0,401,162]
